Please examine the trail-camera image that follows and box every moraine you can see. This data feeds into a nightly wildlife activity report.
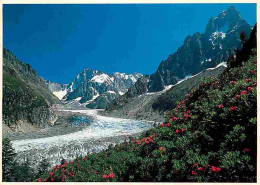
[11,109,154,169]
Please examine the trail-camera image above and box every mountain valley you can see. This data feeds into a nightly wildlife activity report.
[2,5,257,183]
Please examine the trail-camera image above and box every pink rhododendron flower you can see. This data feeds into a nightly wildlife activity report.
[109,173,114,178]
[243,148,251,152]
[218,104,224,109]
[159,147,165,152]
[235,95,241,99]
[211,166,221,172]
[248,87,253,91]
[250,70,256,74]
[229,106,237,111]
[230,81,237,85]
[241,90,248,95]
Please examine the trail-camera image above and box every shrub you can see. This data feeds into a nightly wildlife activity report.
[38,48,256,182]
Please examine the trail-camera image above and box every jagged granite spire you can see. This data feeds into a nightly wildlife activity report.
[148,6,252,92]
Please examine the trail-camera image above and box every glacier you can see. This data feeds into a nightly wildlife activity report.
[11,109,154,169]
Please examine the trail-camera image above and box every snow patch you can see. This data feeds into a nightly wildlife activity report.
[221,10,227,16]
[75,97,82,101]
[53,90,67,100]
[107,91,116,94]
[228,23,238,34]
[91,74,112,84]
[113,72,138,83]
[211,32,226,40]
[201,58,212,65]
[84,93,100,105]
[119,91,125,96]
[164,85,174,91]
[214,62,227,68]
[69,82,75,92]
[209,31,226,47]
[129,75,137,83]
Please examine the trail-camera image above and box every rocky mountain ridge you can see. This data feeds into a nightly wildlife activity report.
[148,6,252,92]
[105,6,253,117]
[51,68,143,109]
[105,62,227,121]
[3,48,59,134]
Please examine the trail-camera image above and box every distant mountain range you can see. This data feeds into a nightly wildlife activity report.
[105,6,254,118]
[105,63,227,121]
[3,6,255,131]
[47,70,142,109]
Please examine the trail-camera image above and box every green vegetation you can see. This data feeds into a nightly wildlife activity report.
[35,28,256,182]
[2,138,49,182]
[3,67,48,124]
[3,47,59,128]
[152,65,225,112]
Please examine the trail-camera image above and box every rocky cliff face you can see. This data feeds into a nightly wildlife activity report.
[3,48,59,133]
[63,69,142,109]
[3,48,60,105]
[106,75,150,110]
[105,63,227,121]
[106,7,253,116]
[148,6,252,92]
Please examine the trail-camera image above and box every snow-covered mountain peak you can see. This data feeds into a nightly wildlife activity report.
[61,70,143,109]
[91,73,113,84]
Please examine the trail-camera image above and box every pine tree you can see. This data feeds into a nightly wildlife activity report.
[37,158,50,177]
[13,158,36,182]
[2,138,16,181]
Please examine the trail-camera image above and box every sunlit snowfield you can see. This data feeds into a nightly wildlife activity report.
[11,110,154,169]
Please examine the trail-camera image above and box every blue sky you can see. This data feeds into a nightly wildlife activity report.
[4,4,256,84]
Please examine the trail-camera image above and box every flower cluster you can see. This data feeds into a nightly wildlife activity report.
[229,106,237,111]
[134,133,156,146]
[230,81,237,85]
[211,166,221,173]
[211,80,219,87]
[176,128,186,133]
[159,147,165,152]
[192,163,221,176]
[169,117,178,122]
[103,173,114,179]
[245,78,252,82]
